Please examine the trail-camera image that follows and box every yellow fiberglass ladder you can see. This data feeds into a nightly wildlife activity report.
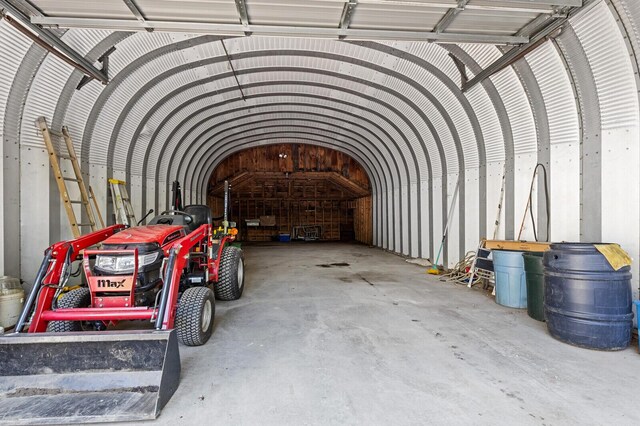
[109,178,137,226]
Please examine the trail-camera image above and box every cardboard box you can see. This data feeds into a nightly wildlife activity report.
[260,215,276,226]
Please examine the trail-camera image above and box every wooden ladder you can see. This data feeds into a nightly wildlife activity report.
[37,116,101,238]
[109,178,137,226]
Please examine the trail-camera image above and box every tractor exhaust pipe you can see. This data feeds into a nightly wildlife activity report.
[171,181,182,211]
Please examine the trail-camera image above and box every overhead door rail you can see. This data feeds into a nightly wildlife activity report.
[461,0,599,92]
[0,0,108,85]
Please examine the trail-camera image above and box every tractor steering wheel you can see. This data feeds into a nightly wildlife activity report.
[160,210,194,224]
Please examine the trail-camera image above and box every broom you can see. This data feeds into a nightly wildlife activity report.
[428,179,460,275]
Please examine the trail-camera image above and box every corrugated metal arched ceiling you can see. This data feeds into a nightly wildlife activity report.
[1,0,639,293]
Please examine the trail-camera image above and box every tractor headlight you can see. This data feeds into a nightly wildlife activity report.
[95,252,160,273]
[95,255,116,271]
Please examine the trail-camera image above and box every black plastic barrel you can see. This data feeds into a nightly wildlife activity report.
[523,252,544,322]
[543,243,633,350]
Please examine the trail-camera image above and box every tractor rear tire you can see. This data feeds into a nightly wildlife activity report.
[215,246,245,301]
[46,287,91,332]
[175,287,215,346]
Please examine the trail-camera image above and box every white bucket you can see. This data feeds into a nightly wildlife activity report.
[0,288,25,329]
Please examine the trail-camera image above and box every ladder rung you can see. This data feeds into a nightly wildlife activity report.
[49,130,63,137]
[63,177,80,182]
[77,223,95,227]
[58,154,76,160]
[69,200,88,204]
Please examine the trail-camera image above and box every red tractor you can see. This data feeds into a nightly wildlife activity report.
[21,204,244,345]
[0,184,245,424]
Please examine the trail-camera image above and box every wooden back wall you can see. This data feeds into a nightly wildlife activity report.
[208,144,372,244]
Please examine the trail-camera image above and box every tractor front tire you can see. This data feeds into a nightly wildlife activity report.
[47,287,91,332]
[216,246,245,301]
[175,287,215,346]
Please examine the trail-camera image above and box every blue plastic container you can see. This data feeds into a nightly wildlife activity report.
[544,243,633,351]
[279,234,291,242]
[493,250,527,308]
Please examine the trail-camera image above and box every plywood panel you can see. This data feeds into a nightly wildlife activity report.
[354,196,373,245]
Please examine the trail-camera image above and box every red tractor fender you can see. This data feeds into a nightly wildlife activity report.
[208,234,236,282]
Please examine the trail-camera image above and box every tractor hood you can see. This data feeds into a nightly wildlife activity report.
[105,225,185,248]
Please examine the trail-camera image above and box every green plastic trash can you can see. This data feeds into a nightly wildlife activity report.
[523,252,544,321]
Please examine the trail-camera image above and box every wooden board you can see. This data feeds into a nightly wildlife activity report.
[483,240,551,252]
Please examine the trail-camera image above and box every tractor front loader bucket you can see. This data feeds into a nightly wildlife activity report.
[0,330,180,425]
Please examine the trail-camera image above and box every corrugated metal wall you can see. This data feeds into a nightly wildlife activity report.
[1,1,639,298]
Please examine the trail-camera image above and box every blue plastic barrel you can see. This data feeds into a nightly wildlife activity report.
[544,243,633,351]
[493,250,527,308]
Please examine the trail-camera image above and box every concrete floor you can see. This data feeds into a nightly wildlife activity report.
[151,242,639,425]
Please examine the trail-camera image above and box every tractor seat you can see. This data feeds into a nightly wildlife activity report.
[148,214,189,226]
[183,205,212,232]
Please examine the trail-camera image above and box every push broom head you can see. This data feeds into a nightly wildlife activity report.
[427,265,442,275]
